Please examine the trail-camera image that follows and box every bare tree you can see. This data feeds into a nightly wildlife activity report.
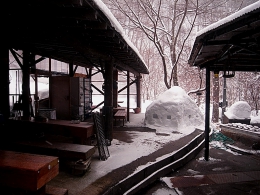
[105,1,244,94]
[105,0,258,109]
[107,0,199,89]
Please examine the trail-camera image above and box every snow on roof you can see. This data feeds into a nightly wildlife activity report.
[196,1,260,37]
[93,0,147,68]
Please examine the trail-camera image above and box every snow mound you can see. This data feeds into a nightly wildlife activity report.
[251,115,260,125]
[144,86,204,134]
[225,101,251,119]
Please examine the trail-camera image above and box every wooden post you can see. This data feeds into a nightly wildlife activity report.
[127,71,130,121]
[69,62,73,77]
[103,58,114,141]
[0,45,10,121]
[204,67,210,161]
[113,69,118,108]
[34,61,39,117]
[22,50,31,119]
[48,58,51,108]
[136,74,141,110]
[222,77,227,123]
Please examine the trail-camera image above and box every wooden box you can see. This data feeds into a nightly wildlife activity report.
[0,150,59,191]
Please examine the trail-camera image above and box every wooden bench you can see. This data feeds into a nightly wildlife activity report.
[114,110,127,126]
[0,150,59,194]
[113,107,127,113]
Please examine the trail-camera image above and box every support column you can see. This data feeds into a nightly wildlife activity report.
[127,71,130,121]
[204,67,210,161]
[136,74,141,110]
[34,69,39,117]
[0,45,10,122]
[103,58,114,142]
[21,50,31,119]
[222,77,227,123]
[69,62,73,77]
[48,58,52,108]
[113,69,118,108]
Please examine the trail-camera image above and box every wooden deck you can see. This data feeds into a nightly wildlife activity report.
[6,118,94,145]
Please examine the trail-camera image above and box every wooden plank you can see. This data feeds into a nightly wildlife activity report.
[6,141,96,161]
[0,150,59,191]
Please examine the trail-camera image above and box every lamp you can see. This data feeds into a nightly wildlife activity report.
[223,53,235,78]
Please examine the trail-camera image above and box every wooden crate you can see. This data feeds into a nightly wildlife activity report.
[0,150,59,191]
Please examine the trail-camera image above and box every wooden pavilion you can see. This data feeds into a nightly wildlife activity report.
[0,2,149,192]
[0,0,149,142]
[188,2,260,160]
